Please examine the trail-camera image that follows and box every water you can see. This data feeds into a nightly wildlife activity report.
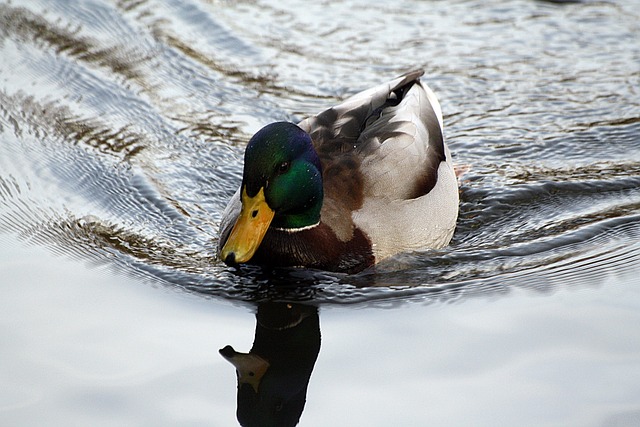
[1,0,639,425]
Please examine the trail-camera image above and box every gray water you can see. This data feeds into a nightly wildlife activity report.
[1,0,640,425]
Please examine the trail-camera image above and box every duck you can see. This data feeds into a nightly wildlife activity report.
[217,70,459,273]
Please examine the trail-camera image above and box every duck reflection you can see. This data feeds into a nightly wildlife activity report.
[220,302,321,427]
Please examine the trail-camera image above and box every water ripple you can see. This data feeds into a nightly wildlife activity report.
[1,0,639,307]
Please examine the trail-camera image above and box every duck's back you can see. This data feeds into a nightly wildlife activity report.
[298,70,459,262]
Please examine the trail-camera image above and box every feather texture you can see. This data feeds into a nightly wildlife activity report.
[298,70,458,262]
[218,70,459,272]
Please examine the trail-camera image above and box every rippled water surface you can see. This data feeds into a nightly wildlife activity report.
[1,0,639,425]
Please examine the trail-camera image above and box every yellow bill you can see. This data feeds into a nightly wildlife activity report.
[220,187,275,264]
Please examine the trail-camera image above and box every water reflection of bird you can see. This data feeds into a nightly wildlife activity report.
[218,70,459,273]
[220,302,321,427]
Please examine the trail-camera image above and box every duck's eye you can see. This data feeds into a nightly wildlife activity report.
[278,161,290,174]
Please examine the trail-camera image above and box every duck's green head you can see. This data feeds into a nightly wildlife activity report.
[220,122,323,264]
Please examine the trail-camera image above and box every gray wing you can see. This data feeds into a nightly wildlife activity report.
[356,76,446,200]
[297,69,427,157]
[296,70,447,241]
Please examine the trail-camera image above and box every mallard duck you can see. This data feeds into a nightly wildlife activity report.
[217,70,459,273]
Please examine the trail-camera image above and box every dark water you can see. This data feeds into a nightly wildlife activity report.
[1,0,640,425]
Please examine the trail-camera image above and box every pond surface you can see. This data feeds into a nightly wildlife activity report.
[1,0,640,425]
